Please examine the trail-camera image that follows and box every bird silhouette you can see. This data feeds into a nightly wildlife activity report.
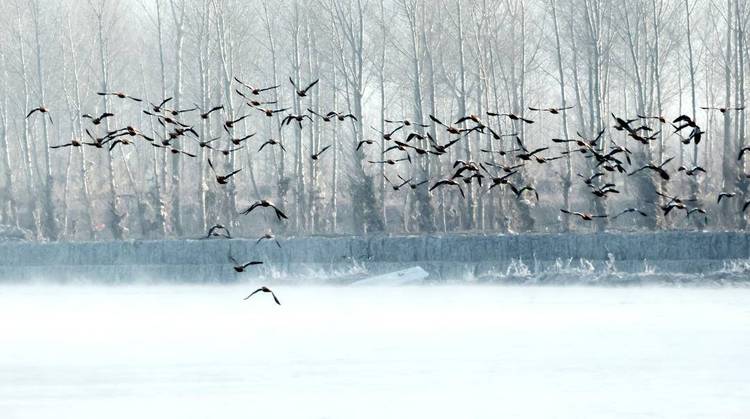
[243,286,281,305]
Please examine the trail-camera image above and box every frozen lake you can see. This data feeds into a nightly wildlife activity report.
[0,284,749,418]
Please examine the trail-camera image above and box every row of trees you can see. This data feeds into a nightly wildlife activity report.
[0,0,747,241]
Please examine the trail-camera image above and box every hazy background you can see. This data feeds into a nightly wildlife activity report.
[0,0,745,242]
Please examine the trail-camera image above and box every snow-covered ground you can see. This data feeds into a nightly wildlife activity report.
[0,284,748,418]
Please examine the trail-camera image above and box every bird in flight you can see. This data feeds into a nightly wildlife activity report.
[229,254,263,273]
[208,159,242,185]
[240,200,288,221]
[290,77,319,97]
[26,106,53,124]
[243,286,281,305]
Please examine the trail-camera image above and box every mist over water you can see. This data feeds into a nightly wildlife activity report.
[1,284,748,419]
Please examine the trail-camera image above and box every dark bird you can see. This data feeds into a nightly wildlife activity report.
[510,185,539,201]
[229,254,263,273]
[384,119,429,128]
[258,139,286,152]
[528,106,573,115]
[216,146,245,156]
[240,200,288,220]
[308,108,334,122]
[290,77,319,97]
[686,208,707,219]
[577,172,605,185]
[281,113,313,128]
[97,91,142,102]
[700,105,745,113]
[198,105,224,119]
[430,179,465,198]
[672,114,698,129]
[167,147,197,158]
[205,224,231,239]
[560,209,607,221]
[428,135,461,155]
[245,98,278,108]
[231,133,256,146]
[191,136,221,149]
[357,139,374,150]
[384,175,411,191]
[325,111,357,121]
[256,107,290,117]
[82,112,114,125]
[224,114,251,131]
[678,166,706,176]
[208,158,242,185]
[368,157,410,165]
[484,162,524,173]
[257,233,282,248]
[589,183,620,198]
[487,111,534,124]
[718,192,737,204]
[243,286,281,305]
[234,77,279,95]
[403,177,429,190]
[637,114,668,124]
[628,157,674,181]
[372,125,404,140]
[109,138,134,151]
[50,139,88,149]
[480,165,518,190]
[612,208,648,218]
[311,145,331,160]
[516,147,549,161]
[148,97,173,113]
[429,114,466,135]
[454,114,483,125]
[26,106,53,123]
[656,191,697,206]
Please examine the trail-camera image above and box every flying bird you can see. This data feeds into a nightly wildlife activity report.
[240,200,288,220]
[243,286,281,305]
[26,106,53,123]
[311,145,331,160]
[560,209,607,221]
[257,233,282,248]
[208,158,242,185]
[205,224,231,239]
[528,106,573,114]
[97,91,143,103]
[258,139,286,152]
[234,77,279,95]
[82,112,114,125]
[290,77,319,97]
[229,254,263,273]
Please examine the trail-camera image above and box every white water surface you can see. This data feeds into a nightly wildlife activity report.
[0,284,748,418]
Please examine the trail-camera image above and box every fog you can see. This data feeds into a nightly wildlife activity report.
[0,0,749,242]
[1,285,748,418]
[2,1,749,416]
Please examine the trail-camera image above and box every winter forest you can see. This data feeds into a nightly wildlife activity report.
[0,0,747,242]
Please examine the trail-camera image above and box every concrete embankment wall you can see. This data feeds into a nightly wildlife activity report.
[0,232,749,283]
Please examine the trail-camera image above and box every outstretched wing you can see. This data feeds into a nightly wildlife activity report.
[270,291,281,305]
[243,288,263,300]
[302,79,319,93]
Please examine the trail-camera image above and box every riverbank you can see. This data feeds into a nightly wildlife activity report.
[1,232,749,283]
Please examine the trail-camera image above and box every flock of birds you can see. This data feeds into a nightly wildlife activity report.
[23,73,750,304]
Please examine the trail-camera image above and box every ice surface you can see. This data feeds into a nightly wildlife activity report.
[0,285,748,418]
